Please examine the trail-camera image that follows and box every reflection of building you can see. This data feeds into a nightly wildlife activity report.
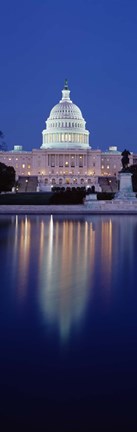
[4,214,132,338]
[0,80,133,189]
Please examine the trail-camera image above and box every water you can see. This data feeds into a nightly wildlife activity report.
[0,215,137,431]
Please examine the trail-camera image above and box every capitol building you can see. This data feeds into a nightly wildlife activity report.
[0,80,134,191]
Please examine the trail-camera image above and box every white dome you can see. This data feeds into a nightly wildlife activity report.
[41,80,90,149]
[49,101,83,121]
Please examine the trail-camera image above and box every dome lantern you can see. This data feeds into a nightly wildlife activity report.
[61,78,71,102]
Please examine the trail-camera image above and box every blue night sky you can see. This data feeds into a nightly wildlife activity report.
[0,0,137,152]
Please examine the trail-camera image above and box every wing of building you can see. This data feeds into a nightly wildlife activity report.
[0,80,133,191]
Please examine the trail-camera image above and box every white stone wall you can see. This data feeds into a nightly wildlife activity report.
[101,152,133,176]
[0,148,134,185]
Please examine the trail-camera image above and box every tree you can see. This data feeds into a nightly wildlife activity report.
[0,162,15,192]
[0,131,4,139]
[0,131,7,151]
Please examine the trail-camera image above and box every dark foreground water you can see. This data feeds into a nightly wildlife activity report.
[0,215,137,431]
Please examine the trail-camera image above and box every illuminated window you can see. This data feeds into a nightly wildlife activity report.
[22,164,25,168]
[65,162,68,166]
[28,172,30,176]
[9,158,11,161]
[28,164,31,169]
[102,165,104,169]
[107,165,110,169]
[16,158,18,161]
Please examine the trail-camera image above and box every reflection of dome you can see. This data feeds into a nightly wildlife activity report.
[41,80,90,149]
[39,217,95,340]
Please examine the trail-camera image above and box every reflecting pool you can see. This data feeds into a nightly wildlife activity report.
[0,215,137,431]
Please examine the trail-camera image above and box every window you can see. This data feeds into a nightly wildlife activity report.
[107,165,110,169]
[51,155,55,167]
[22,164,25,168]
[59,155,63,167]
[79,155,83,167]
[102,165,104,169]
[52,178,56,185]
[71,160,75,167]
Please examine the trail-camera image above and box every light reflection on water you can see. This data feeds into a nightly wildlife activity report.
[0,215,137,339]
[39,216,96,338]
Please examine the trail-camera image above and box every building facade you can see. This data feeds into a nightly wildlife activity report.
[0,81,134,189]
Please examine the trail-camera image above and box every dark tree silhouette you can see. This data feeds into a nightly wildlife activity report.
[0,162,15,192]
[0,131,4,139]
[0,131,7,151]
